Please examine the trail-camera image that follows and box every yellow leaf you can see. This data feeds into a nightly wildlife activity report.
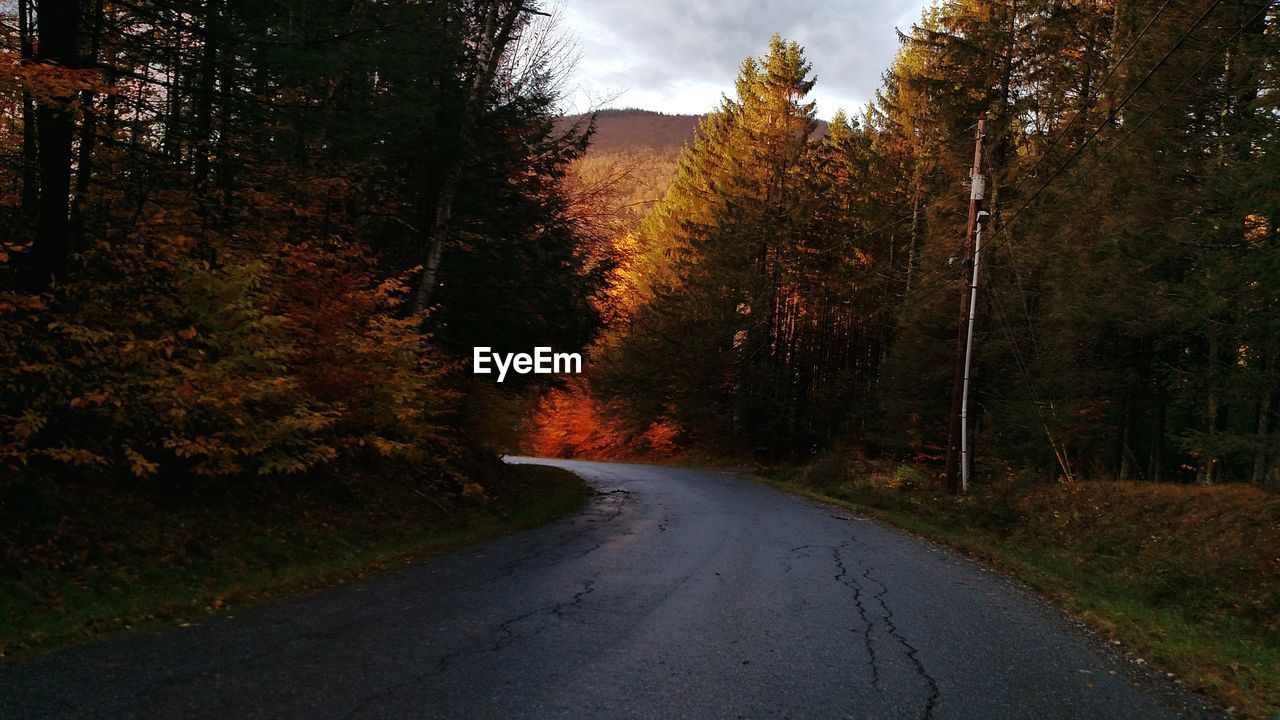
[125,447,159,477]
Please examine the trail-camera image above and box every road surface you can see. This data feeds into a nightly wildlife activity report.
[1,458,1216,719]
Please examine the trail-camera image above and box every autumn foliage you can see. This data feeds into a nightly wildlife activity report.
[577,9,1280,484]
[1,198,458,487]
[525,379,679,460]
[1,0,603,581]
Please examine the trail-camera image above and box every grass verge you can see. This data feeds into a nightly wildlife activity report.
[0,461,590,662]
[757,463,1279,719]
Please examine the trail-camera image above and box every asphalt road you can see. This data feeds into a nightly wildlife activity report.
[1,458,1217,720]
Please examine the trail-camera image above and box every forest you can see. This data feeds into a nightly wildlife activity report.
[0,1,611,489]
[1,0,1278,714]
[0,0,616,652]
[535,4,1280,491]
[0,0,1274,593]
[0,0,1274,565]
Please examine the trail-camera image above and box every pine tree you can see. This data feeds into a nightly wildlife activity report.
[607,37,849,454]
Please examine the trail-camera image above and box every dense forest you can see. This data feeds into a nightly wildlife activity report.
[0,0,609,532]
[534,0,1279,488]
[2,0,1278,525]
[0,0,1277,711]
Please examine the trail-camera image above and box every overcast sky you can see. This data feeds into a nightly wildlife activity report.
[558,0,931,120]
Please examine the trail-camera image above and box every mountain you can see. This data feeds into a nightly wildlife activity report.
[561,109,832,234]
[560,108,830,156]
[559,109,701,154]
[560,111,693,233]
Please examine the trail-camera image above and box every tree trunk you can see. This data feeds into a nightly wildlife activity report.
[413,1,528,317]
[1252,395,1271,486]
[29,0,81,289]
[1254,333,1278,485]
[69,0,105,251]
[1268,390,1280,488]
[1118,379,1133,480]
[1148,380,1165,481]
[163,10,182,161]
[192,0,224,263]
[1196,331,1223,484]
[193,0,222,196]
[18,0,37,213]
[904,172,923,295]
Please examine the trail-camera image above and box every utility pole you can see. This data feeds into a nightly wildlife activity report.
[960,210,989,493]
[944,116,985,494]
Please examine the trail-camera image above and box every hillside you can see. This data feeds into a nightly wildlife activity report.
[562,108,831,155]
[560,108,701,154]
[563,110,692,231]
[564,108,833,251]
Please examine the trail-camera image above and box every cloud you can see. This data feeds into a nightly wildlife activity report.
[560,0,930,118]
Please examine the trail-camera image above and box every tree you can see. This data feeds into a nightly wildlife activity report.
[606,36,859,455]
[27,0,81,288]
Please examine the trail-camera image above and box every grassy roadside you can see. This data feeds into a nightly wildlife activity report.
[0,462,590,663]
[757,464,1279,719]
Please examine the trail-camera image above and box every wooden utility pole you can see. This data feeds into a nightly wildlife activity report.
[944,116,985,494]
[960,210,989,492]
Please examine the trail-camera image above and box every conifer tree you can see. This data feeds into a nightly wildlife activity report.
[607,37,854,453]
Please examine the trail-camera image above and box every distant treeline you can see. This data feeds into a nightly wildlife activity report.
[558,109,701,154]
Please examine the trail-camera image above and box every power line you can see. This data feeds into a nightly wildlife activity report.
[962,0,1270,323]
[888,0,1267,479]
[894,0,1236,321]
[1021,0,1176,180]
[976,0,1271,302]
[975,0,1226,259]
[1058,0,1277,198]
[840,0,1231,329]
[830,0,1180,273]
[983,144,1042,356]
[814,0,1183,263]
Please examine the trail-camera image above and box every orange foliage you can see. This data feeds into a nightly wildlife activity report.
[0,188,460,488]
[526,379,625,459]
[525,379,679,459]
[639,419,680,455]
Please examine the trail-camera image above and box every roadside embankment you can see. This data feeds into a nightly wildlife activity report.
[1,461,590,662]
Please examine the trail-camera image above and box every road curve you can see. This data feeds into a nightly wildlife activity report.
[1,458,1216,720]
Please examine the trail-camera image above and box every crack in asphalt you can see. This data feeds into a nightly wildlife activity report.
[824,504,943,716]
[798,538,940,719]
[567,492,631,560]
[830,544,881,692]
[862,565,941,720]
[341,570,603,719]
[552,577,598,618]
[482,486,630,584]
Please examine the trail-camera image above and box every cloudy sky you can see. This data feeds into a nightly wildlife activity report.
[558,0,931,120]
